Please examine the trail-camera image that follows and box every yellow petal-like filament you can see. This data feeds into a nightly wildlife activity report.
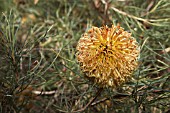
[76,24,140,88]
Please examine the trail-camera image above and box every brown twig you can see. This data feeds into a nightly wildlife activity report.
[111,6,150,24]
[32,82,63,96]
[111,5,170,26]
[32,90,57,95]
[92,0,112,25]
[71,88,103,113]
[91,97,108,106]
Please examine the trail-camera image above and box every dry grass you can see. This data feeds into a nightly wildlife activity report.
[0,0,170,113]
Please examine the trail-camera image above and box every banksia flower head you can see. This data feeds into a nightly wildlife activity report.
[76,24,140,88]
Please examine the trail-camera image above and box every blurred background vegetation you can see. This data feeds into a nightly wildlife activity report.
[0,0,169,113]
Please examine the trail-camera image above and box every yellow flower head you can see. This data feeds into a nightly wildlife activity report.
[76,24,140,88]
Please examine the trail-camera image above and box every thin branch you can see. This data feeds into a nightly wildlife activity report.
[71,88,103,113]
[111,6,150,24]
[32,90,57,95]
[111,6,170,26]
